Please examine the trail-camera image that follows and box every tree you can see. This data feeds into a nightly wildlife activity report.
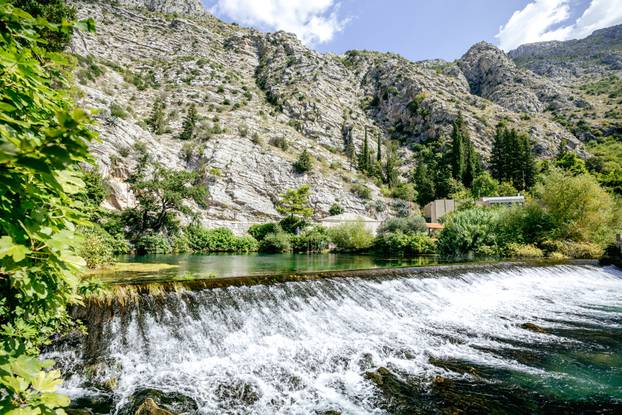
[555,152,588,175]
[146,96,166,135]
[450,115,466,181]
[414,161,435,206]
[125,163,208,238]
[293,149,313,173]
[532,169,620,246]
[275,184,314,219]
[471,172,499,198]
[358,127,370,173]
[0,4,95,413]
[13,0,77,51]
[384,141,400,187]
[342,124,355,161]
[490,124,535,191]
[178,103,197,140]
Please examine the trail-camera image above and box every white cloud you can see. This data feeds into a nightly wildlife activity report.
[209,0,347,45]
[496,0,622,51]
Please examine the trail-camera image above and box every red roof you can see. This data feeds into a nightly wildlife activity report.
[426,223,444,229]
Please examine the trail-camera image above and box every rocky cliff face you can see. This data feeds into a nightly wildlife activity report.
[69,1,617,225]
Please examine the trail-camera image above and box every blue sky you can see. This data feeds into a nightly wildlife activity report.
[203,0,622,61]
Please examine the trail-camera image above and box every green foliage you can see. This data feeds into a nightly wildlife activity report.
[109,102,128,119]
[0,1,96,354]
[450,114,479,187]
[328,221,374,251]
[490,124,536,191]
[556,241,603,259]
[178,104,197,140]
[378,216,428,235]
[259,232,292,253]
[279,215,308,234]
[504,243,544,258]
[531,169,620,246]
[0,354,70,414]
[390,182,417,202]
[587,138,622,195]
[275,185,314,218]
[248,222,281,241]
[471,172,499,198]
[292,226,331,252]
[383,141,400,187]
[124,162,208,240]
[146,97,166,135]
[12,0,77,51]
[135,233,172,255]
[328,202,344,216]
[437,208,501,257]
[0,4,95,412]
[269,136,289,151]
[351,183,372,200]
[555,152,588,175]
[293,149,313,173]
[375,231,436,256]
[76,225,114,269]
[185,226,258,252]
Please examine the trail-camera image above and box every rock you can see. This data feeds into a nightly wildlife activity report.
[118,388,198,415]
[135,398,174,415]
[520,322,547,333]
[70,393,115,415]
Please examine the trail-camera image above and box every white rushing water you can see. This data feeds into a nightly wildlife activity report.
[55,265,622,414]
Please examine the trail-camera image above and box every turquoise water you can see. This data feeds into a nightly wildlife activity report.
[102,253,441,283]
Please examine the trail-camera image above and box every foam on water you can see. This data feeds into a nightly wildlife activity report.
[52,265,622,414]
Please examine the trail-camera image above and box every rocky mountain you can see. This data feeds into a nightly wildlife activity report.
[509,24,622,81]
[69,0,619,228]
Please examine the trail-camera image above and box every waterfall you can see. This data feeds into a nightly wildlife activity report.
[49,265,622,414]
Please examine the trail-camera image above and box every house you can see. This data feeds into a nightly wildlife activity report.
[478,195,525,207]
[319,212,382,235]
[423,199,459,223]
[425,222,444,236]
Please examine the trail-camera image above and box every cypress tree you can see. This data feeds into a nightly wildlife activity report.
[450,115,466,182]
[377,133,382,162]
[146,97,166,135]
[179,103,197,140]
[490,124,507,182]
[358,127,370,173]
[414,161,435,206]
[384,141,400,187]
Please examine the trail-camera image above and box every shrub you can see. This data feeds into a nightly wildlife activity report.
[375,231,436,256]
[186,226,257,252]
[557,241,603,259]
[351,183,372,199]
[110,102,128,119]
[171,233,191,253]
[328,221,374,251]
[390,182,417,201]
[248,222,282,241]
[437,208,501,257]
[269,136,289,150]
[279,215,308,234]
[293,149,313,173]
[329,202,344,216]
[135,233,172,255]
[378,216,427,235]
[259,232,292,253]
[77,225,114,269]
[292,226,331,252]
[504,243,544,258]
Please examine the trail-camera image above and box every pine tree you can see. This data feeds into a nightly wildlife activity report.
[377,133,382,162]
[179,104,197,140]
[343,124,355,161]
[490,124,507,182]
[293,149,313,173]
[414,161,435,206]
[463,140,477,188]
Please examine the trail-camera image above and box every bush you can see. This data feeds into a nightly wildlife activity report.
[135,233,172,255]
[378,215,427,235]
[279,215,308,234]
[437,208,501,257]
[351,183,372,199]
[269,136,289,150]
[504,243,544,258]
[390,182,417,201]
[328,221,374,251]
[329,202,344,216]
[293,149,313,173]
[77,225,115,269]
[375,231,436,256]
[248,222,281,241]
[259,232,292,253]
[110,102,128,119]
[557,241,603,259]
[292,226,331,252]
[186,226,258,252]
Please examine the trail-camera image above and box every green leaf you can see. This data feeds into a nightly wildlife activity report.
[31,369,62,393]
[0,236,30,262]
[40,392,70,407]
[75,18,96,33]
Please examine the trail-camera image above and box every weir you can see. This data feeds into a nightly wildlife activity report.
[50,264,622,414]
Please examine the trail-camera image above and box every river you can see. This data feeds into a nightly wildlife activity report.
[51,263,622,414]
